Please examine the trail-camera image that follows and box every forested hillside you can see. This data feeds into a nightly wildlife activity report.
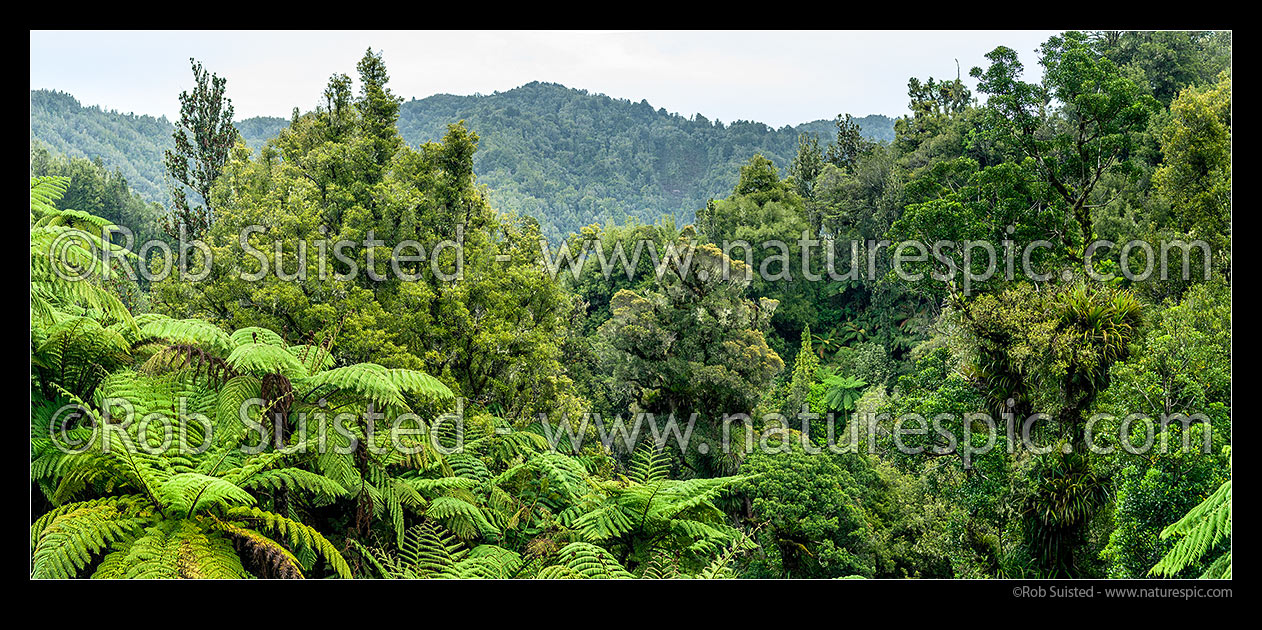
[395,82,894,239]
[31,85,893,240]
[30,30,1231,581]
[30,90,286,201]
[30,90,175,202]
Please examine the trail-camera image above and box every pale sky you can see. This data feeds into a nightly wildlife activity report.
[30,30,1060,127]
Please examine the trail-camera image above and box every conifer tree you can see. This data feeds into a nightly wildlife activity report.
[163,58,237,239]
[785,325,819,418]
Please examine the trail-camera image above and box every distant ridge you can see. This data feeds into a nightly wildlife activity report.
[30,85,894,240]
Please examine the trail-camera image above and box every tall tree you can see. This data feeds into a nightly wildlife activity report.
[788,132,825,202]
[824,114,874,170]
[1154,72,1232,261]
[597,234,785,473]
[163,58,238,239]
[971,33,1160,261]
[784,325,818,417]
[355,48,404,179]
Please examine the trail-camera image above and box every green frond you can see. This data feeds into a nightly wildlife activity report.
[214,374,263,442]
[34,315,132,399]
[446,452,491,484]
[36,208,119,234]
[628,442,671,485]
[541,542,634,579]
[400,476,479,495]
[425,496,499,541]
[230,326,287,348]
[1151,478,1232,578]
[31,176,70,219]
[139,317,236,357]
[297,362,406,409]
[227,342,310,379]
[156,473,258,517]
[31,498,152,578]
[236,467,349,502]
[115,519,250,579]
[288,344,337,372]
[399,520,466,577]
[30,182,137,332]
[638,551,682,579]
[456,544,523,578]
[387,368,455,400]
[571,501,637,542]
[354,520,508,579]
[493,452,590,505]
[225,506,353,578]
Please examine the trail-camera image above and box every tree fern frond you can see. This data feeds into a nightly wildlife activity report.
[120,519,250,579]
[157,473,257,517]
[542,542,634,579]
[628,442,671,484]
[387,368,455,400]
[236,468,349,502]
[425,496,499,541]
[297,363,406,410]
[1151,478,1231,578]
[139,317,236,357]
[227,342,309,380]
[225,506,353,578]
[230,326,286,348]
[31,499,151,578]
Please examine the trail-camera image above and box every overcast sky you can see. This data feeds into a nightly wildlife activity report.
[30,30,1061,127]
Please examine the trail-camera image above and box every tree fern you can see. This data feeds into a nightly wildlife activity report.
[30,177,136,333]
[33,401,353,578]
[227,342,310,380]
[425,496,499,541]
[138,316,236,358]
[1151,477,1232,578]
[627,441,671,484]
[354,521,521,578]
[230,326,287,348]
[34,316,132,400]
[538,542,635,579]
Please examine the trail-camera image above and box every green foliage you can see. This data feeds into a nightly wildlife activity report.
[740,442,878,578]
[30,31,1231,581]
[163,58,238,239]
[1154,72,1231,258]
[33,83,893,242]
[824,114,876,170]
[356,521,522,578]
[821,373,866,415]
[959,282,1143,429]
[788,132,825,201]
[562,443,748,569]
[1094,281,1231,577]
[971,32,1162,260]
[31,141,167,249]
[30,176,137,333]
[1093,30,1231,105]
[784,327,820,417]
[1151,473,1231,579]
[1102,445,1227,578]
[31,419,353,578]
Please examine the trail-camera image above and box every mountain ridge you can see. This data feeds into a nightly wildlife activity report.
[31,85,895,239]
